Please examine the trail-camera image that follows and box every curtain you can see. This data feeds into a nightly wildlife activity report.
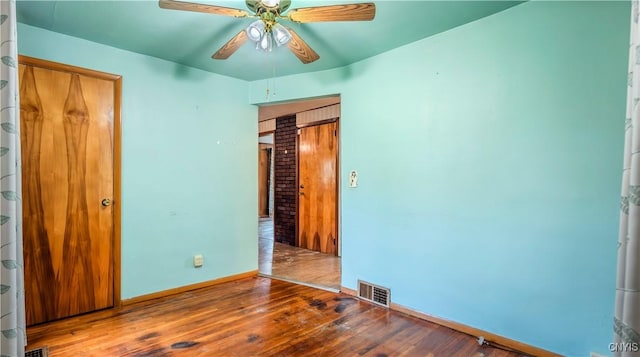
[616,0,640,354]
[0,0,26,356]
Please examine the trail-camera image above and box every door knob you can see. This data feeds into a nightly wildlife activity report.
[300,184,304,189]
[101,198,111,207]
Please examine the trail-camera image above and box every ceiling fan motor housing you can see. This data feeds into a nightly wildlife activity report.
[248,0,291,15]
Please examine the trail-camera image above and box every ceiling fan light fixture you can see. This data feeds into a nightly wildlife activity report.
[246,20,265,42]
[271,23,292,46]
[162,0,376,64]
[259,32,273,52]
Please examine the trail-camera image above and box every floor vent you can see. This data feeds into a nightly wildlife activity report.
[25,346,49,357]
[358,280,390,307]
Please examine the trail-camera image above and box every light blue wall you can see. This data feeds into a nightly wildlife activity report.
[18,24,258,299]
[250,2,629,356]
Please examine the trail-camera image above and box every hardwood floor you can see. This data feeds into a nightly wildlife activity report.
[259,217,341,290]
[270,242,341,289]
[26,277,524,356]
[258,217,275,275]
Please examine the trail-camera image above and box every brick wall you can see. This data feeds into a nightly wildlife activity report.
[274,115,297,246]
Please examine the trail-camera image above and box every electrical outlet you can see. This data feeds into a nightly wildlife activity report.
[193,254,204,268]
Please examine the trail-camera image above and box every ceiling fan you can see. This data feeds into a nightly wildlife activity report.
[159,0,376,64]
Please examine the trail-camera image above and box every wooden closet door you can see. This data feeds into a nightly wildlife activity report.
[258,147,271,217]
[19,59,118,325]
[297,121,338,255]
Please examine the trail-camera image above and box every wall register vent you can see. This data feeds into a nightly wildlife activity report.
[358,280,390,308]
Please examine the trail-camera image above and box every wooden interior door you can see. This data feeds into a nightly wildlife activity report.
[297,121,338,255]
[19,58,120,326]
[258,146,271,217]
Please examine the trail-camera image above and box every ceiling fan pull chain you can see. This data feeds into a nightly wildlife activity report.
[271,52,277,98]
[265,51,271,101]
[265,49,277,101]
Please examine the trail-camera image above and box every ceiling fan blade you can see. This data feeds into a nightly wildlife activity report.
[212,30,249,60]
[287,3,375,23]
[286,28,319,64]
[159,0,250,17]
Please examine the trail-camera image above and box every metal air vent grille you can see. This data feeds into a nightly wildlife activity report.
[357,280,390,307]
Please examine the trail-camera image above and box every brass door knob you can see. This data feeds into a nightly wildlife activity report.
[101,198,111,207]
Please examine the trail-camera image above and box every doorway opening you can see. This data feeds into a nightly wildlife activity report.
[257,97,341,291]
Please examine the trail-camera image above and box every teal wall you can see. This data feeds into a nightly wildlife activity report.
[250,2,629,356]
[17,24,258,299]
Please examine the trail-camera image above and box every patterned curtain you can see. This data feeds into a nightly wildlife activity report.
[616,0,640,354]
[0,0,26,356]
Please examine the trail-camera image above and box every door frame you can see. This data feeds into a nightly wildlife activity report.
[19,55,122,308]
[295,118,340,256]
[258,131,275,218]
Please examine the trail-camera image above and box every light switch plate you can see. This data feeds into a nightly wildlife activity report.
[193,254,204,268]
[349,170,358,188]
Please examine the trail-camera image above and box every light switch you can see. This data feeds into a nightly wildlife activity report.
[193,254,204,268]
[349,170,358,188]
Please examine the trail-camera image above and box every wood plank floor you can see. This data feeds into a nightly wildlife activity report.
[259,217,341,290]
[26,277,524,356]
